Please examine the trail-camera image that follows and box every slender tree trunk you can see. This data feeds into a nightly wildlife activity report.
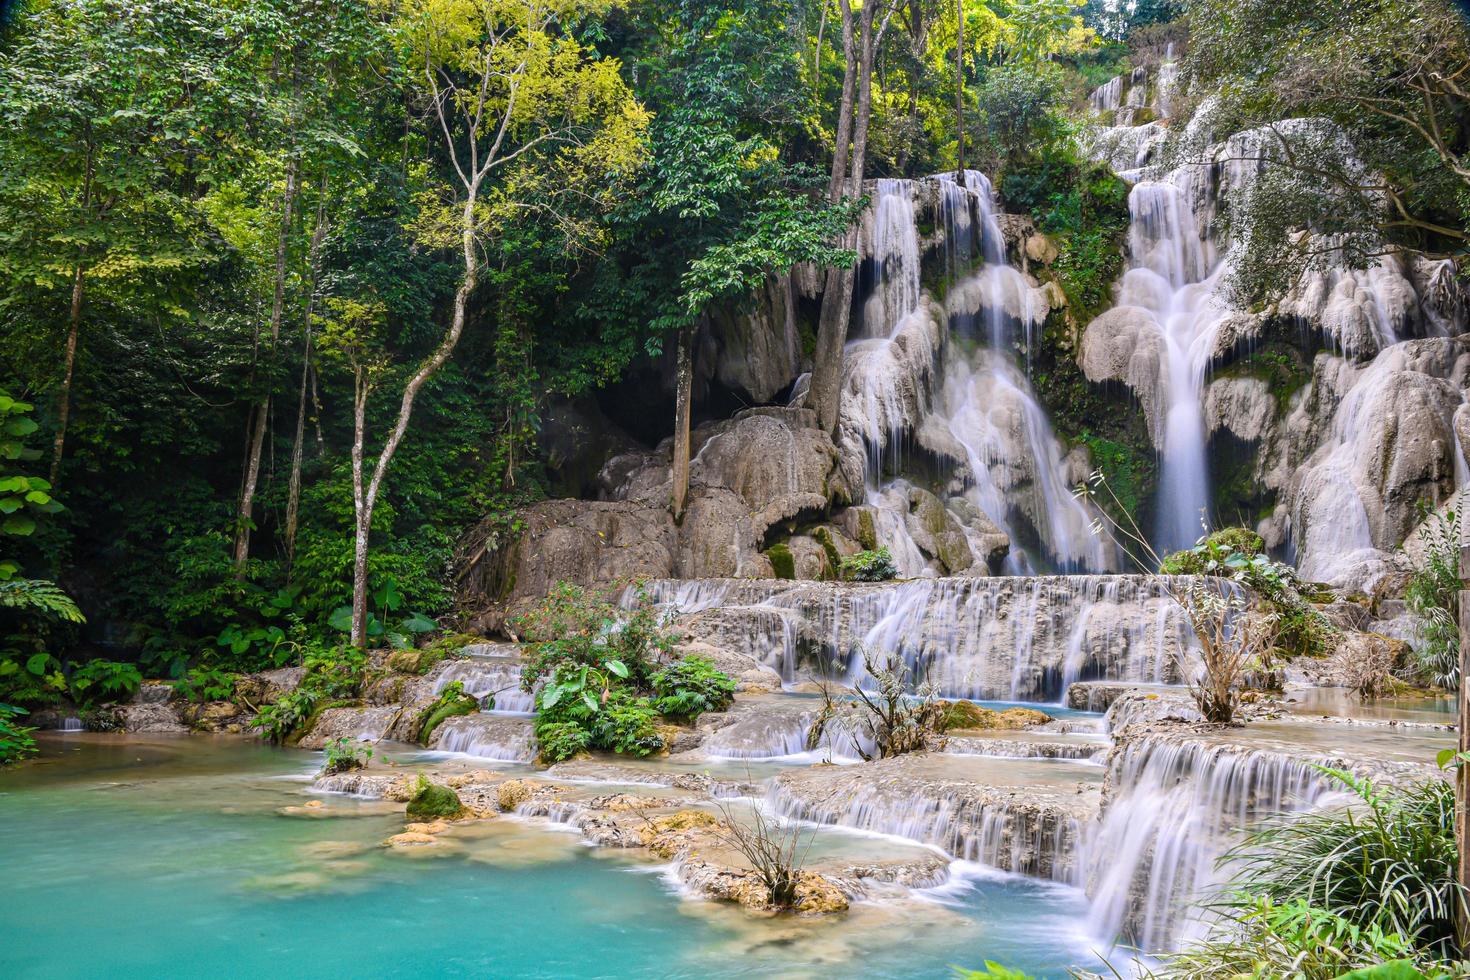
[809,0,878,435]
[825,1,857,203]
[235,157,299,566]
[350,367,371,649]
[285,185,329,566]
[955,0,965,172]
[1458,543,1470,947]
[671,321,698,521]
[50,265,84,486]
[350,186,480,646]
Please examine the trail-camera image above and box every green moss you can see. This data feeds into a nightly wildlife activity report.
[406,775,464,820]
[812,527,843,580]
[854,509,877,550]
[766,542,796,580]
[417,681,479,743]
[389,633,476,675]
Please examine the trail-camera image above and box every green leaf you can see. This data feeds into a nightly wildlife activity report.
[604,659,629,679]
[541,685,563,709]
[401,612,436,633]
[2,514,36,536]
[25,652,51,675]
[1333,961,1428,979]
[386,631,410,650]
[327,606,355,632]
[580,691,599,714]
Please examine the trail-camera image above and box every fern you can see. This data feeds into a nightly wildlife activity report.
[0,577,84,622]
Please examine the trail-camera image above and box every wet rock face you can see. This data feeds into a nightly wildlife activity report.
[297,706,401,750]
[462,407,858,620]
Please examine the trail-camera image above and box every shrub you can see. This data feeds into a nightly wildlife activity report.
[416,680,478,743]
[1150,897,1423,979]
[251,645,367,744]
[1159,527,1265,574]
[68,659,143,706]
[534,720,591,763]
[515,581,675,692]
[405,774,463,820]
[1227,767,1467,960]
[593,689,665,756]
[171,667,237,703]
[0,702,36,765]
[322,737,372,775]
[1404,501,1461,689]
[650,656,736,720]
[844,646,946,759]
[840,547,897,582]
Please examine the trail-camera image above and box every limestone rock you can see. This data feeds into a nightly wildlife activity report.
[297,706,399,750]
[1204,376,1275,443]
[1080,305,1167,445]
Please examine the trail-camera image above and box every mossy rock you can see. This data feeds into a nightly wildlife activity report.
[406,779,464,821]
[937,701,1052,732]
[417,692,479,743]
[765,542,796,580]
[388,634,475,675]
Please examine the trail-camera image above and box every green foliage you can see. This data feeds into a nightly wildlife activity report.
[327,576,438,651]
[533,721,591,763]
[171,668,237,704]
[977,64,1069,178]
[405,774,463,821]
[1162,528,1338,660]
[953,963,1036,980]
[0,701,37,765]
[416,680,479,743]
[251,646,366,744]
[0,650,66,708]
[68,660,143,706]
[322,737,372,776]
[519,580,681,762]
[1403,502,1461,689]
[1150,897,1425,979]
[515,582,675,692]
[840,547,898,582]
[650,656,736,720]
[388,633,474,675]
[1229,767,1466,961]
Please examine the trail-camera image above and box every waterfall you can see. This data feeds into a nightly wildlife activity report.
[638,576,1192,702]
[429,715,537,763]
[861,179,923,336]
[1115,177,1231,554]
[433,658,536,714]
[1085,737,1338,952]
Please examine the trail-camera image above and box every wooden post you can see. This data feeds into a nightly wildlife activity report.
[1457,543,1470,949]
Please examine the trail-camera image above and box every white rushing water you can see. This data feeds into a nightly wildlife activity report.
[1085,735,1338,952]
[840,171,1112,573]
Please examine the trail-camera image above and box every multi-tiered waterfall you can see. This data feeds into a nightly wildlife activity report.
[840,172,1112,574]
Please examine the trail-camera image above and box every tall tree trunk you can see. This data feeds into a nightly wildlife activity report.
[285,184,329,566]
[671,321,698,521]
[1458,543,1470,947]
[350,185,480,646]
[955,0,965,172]
[809,0,879,435]
[49,265,84,486]
[350,367,371,649]
[234,157,299,566]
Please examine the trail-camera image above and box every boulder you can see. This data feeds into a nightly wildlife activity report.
[1080,306,1167,446]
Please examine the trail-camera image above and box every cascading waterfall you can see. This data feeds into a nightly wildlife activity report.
[840,170,1113,573]
[434,657,536,714]
[636,576,1192,702]
[1115,176,1229,554]
[1085,737,1338,952]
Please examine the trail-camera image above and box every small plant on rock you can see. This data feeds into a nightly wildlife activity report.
[650,656,735,720]
[1403,497,1462,689]
[68,659,143,706]
[839,547,897,582]
[847,646,946,759]
[171,667,237,703]
[709,797,817,911]
[322,737,372,775]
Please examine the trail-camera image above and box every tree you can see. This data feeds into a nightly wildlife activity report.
[612,0,853,518]
[1184,0,1470,301]
[0,0,247,485]
[355,0,646,647]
